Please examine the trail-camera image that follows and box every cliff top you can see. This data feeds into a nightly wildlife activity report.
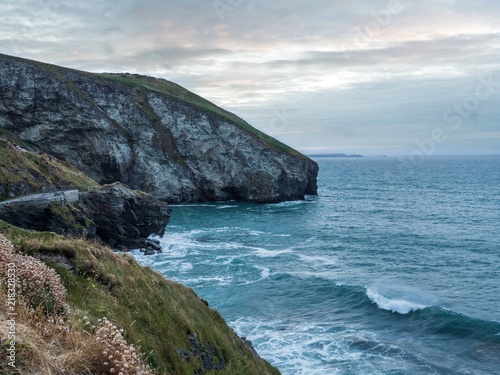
[0,53,306,160]
[0,52,317,202]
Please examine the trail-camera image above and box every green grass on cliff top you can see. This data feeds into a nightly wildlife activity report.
[0,138,99,200]
[98,73,305,159]
[0,53,305,160]
[0,221,280,375]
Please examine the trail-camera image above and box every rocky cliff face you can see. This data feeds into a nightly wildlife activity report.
[0,200,97,238]
[0,138,170,249]
[0,184,171,249]
[0,53,318,203]
[79,182,171,248]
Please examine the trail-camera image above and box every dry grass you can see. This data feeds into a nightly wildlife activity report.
[0,233,155,374]
[93,317,154,375]
[0,222,281,375]
[0,301,102,374]
[0,233,69,315]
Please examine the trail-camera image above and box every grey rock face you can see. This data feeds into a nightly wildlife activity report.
[0,200,97,238]
[0,54,318,203]
[79,183,171,248]
[0,183,170,250]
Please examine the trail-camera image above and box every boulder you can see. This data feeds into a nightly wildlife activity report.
[79,183,171,248]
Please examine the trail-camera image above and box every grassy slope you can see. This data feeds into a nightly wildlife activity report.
[0,221,280,375]
[0,138,99,200]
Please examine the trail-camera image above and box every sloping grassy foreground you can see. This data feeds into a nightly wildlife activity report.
[0,221,280,375]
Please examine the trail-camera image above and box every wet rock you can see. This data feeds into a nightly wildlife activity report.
[140,248,156,256]
[145,238,162,252]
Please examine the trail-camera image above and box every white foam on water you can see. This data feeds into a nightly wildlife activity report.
[365,282,440,315]
[269,200,313,208]
[366,288,429,314]
[214,254,252,265]
[215,205,237,209]
[179,262,193,273]
[180,275,233,286]
[248,246,294,258]
[230,318,380,375]
[127,250,152,265]
[237,266,272,286]
[215,255,236,265]
[150,229,240,257]
[285,270,339,282]
[259,266,271,280]
[211,226,234,232]
[298,254,338,267]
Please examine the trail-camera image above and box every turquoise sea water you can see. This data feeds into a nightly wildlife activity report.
[133,157,500,374]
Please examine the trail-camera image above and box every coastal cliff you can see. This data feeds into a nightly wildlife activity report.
[0,53,318,203]
[0,139,277,373]
[0,138,170,250]
[0,52,315,373]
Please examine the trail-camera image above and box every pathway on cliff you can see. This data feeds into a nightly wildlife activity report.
[0,190,79,207]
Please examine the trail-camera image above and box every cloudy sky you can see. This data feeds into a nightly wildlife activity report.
[1,0,499,155]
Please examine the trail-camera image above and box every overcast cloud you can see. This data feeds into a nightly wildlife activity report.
[1,0,499,155]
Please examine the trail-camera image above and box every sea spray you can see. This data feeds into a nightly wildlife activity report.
[365,282,439,314]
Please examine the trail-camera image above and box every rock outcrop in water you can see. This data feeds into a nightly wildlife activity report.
[0,53,318,203]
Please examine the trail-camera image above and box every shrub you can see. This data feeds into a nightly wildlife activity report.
[95,317,154,375]
[1,234,155,374]
[0,234,69,315]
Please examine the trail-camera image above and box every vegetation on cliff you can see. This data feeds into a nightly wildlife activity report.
[15,53,299,160]
[0,139,170,249]
[98,73,305,159]
[0,53,302,160]
[0,141,275,372]
[0,137,99,200]
[0,222,280,374]
[0,52,301,374]
[0,53,318,203]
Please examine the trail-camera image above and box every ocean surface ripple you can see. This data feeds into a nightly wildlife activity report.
[132,157,500,374]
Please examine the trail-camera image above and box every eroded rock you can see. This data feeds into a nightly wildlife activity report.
[0,53,318,203]
[79,182,171,248]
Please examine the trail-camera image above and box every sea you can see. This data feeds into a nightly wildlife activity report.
[132,156,500,375]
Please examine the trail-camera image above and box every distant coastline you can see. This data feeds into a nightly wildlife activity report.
[308,153,363,158]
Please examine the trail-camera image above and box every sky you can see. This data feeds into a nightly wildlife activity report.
[0,0,499,156]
